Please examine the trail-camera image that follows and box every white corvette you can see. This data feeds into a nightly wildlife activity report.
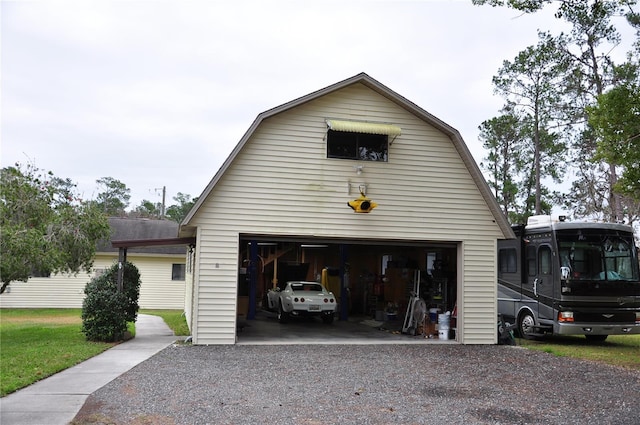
[266,281,337,324]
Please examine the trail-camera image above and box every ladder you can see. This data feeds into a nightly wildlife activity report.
[402,270,426,335]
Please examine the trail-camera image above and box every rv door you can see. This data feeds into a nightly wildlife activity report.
[526,242,555,322]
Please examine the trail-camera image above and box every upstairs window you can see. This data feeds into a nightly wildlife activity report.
[327,130,388,161]
[325,119,401,162]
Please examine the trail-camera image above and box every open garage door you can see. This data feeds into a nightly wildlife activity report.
[236,237,458,343]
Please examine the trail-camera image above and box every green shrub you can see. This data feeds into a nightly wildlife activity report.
[99,261,141,322]
[81,262,140,342]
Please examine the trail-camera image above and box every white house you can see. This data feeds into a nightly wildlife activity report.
[0,217,187,310]
[179,73,514,345]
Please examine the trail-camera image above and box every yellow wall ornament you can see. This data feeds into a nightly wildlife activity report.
[347,190,377,213]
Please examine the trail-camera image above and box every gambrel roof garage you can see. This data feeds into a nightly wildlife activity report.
[179,73,514,345]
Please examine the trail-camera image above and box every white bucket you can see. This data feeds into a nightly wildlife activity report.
[438,312,450,340]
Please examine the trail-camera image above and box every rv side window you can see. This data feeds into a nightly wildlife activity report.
[499,248,517,273]
[539,246,552,275]
[526,246,536,277]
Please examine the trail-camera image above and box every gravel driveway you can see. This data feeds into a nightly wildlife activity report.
[72,343,639,425]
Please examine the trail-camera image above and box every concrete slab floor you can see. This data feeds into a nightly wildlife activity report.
[235,310,457,345]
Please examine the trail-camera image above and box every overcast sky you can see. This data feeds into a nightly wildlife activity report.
[1,1,633,210]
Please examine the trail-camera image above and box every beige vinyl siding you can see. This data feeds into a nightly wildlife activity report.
[136,256,186,309]
[460,240,498,344]
[190,83,504,344]
[0,271,93,308]
[0,254,186,310]
[188,228,239,344]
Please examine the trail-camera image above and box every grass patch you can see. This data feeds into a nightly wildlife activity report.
[517,334,640,370]
[0,309,120,396]
[0,309,183,396]
[141,309,190,336]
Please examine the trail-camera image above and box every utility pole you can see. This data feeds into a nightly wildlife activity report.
[161,186,166,217]
[154,186,166,218]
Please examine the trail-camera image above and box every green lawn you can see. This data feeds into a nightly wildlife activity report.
[517,334,640,370]
[0,309,116,396]
[0,308,189,396]
[140,309,190,336]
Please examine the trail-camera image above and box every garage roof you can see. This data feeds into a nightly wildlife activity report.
[180,72,514,239]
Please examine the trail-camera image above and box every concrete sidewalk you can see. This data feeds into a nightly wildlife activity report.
[0,314,178,425]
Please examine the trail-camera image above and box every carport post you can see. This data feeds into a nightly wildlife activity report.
[247,240,258,320]
[339,244,348,321]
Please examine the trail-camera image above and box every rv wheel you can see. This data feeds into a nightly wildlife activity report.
[518,311,536,339]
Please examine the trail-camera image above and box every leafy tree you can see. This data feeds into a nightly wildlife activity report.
[94,177,131,216]
[473,0,639,23]
[165,192,198,223]
[556,0,635,221]
[475,0,640,222]
[589,68,640,204]
[492,32,571,214]
[0,163,111,294]
[479,108,528,222]
[556,161,611,220]
[134,199,162,218]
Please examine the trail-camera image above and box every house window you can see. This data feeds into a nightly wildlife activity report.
[327,130,388,161]
[172,264,186,281]
[30,269,51,278]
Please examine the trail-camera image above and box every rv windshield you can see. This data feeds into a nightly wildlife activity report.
[557,231,639,282]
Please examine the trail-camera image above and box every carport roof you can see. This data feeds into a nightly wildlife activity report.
[100,217,192,255]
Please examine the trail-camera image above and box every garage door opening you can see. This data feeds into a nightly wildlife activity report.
[236,237,458,342]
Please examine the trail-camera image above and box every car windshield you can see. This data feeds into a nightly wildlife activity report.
[557,231,639,282]
[290,283,323,292]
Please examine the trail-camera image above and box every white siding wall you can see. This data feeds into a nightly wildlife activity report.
[191,83,503,344]
[136,256,187,309]
[460,240,498,344]
[0,254,186,310]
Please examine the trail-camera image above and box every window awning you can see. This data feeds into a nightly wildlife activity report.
[326,119,402,138]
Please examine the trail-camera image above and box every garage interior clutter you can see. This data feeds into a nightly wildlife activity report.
[237,241,458,340]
